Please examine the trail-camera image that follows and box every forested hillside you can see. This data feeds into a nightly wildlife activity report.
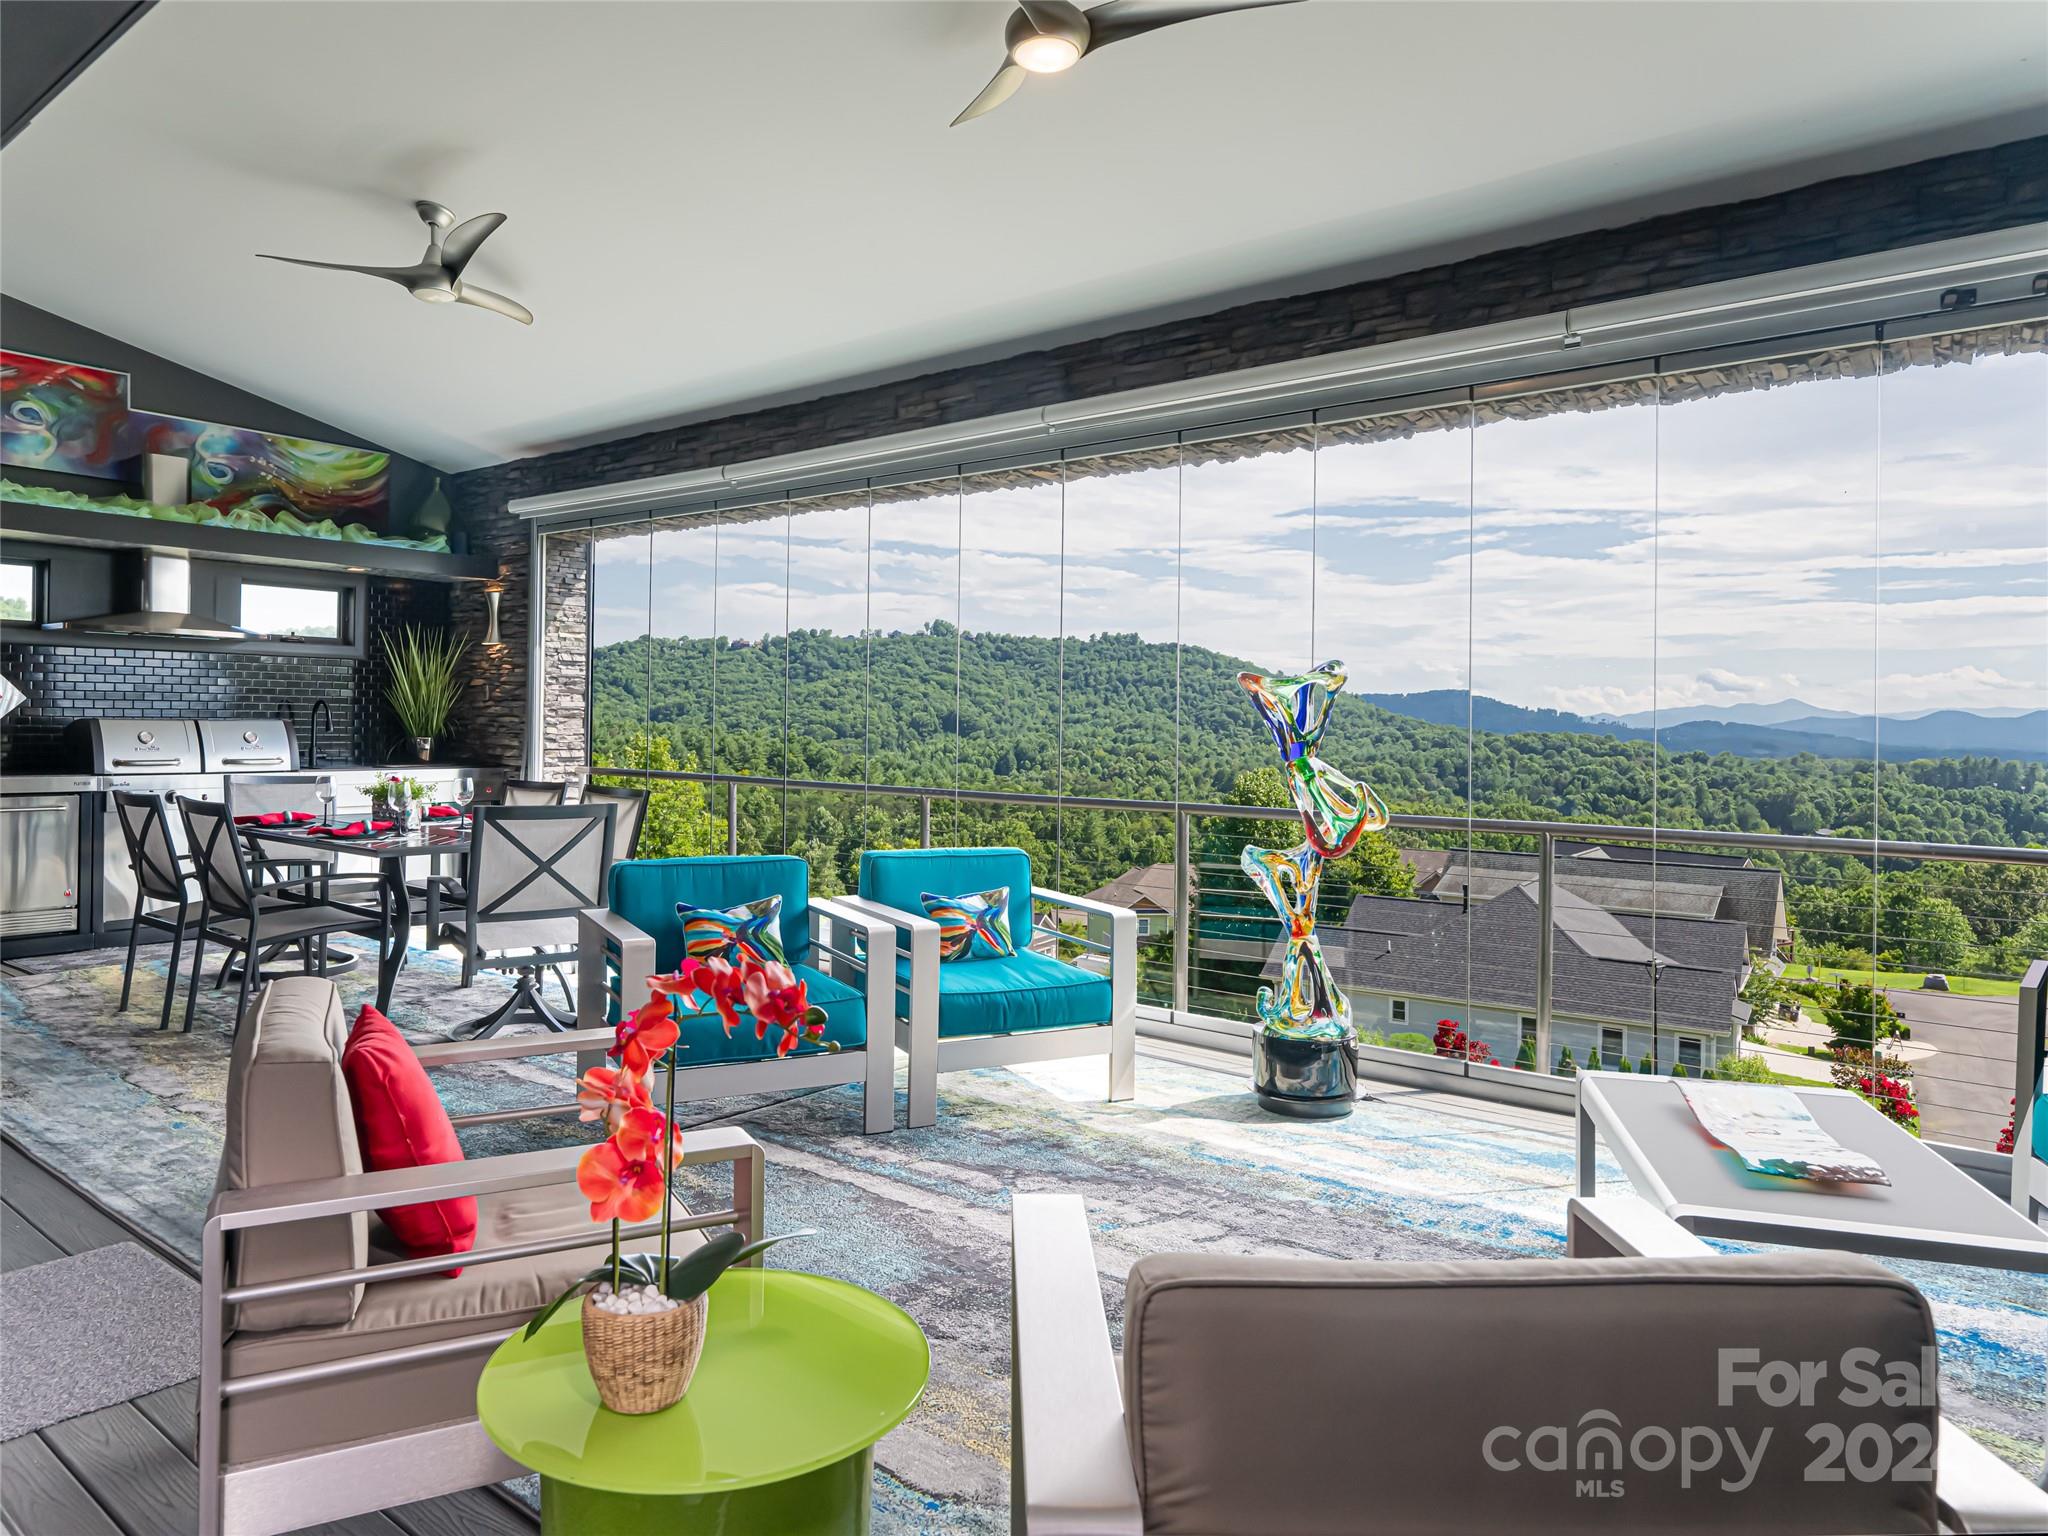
[590,625,2048,974]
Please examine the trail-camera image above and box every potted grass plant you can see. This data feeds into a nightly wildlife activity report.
[382,625,468,761]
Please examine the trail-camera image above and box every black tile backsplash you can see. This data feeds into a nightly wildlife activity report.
[0,579,460,771]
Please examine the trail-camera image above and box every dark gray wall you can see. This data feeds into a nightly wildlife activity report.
[443,135,2048,773]
[0,293,434,523]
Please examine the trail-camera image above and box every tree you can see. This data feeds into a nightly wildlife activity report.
[1616,1054,1633,1073]
[1878,886,1974,973]
[1638,1053,1653,1074]
[1514,1037,1536,1071]
[592,735,722,860]
[1818,982,1906,1050]
[1555,1045,1576,1077]
[1670,1062,1688,1078]
[1585,1048,1604,1073]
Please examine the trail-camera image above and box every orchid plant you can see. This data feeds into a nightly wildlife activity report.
[525,952,824,1337]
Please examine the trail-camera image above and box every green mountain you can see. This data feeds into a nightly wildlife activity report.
[590,626,2048,969]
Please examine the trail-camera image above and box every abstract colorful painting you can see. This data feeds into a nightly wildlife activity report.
[128,410,389,525]
[0,352,134,480]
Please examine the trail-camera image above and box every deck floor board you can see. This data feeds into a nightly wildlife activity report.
[2,1136,536,1535]
[0,1429,125,1536]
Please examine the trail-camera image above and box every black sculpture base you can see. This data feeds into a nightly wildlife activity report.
[1252,1028,1358,1118]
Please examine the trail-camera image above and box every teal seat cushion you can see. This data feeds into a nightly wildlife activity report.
[670,962,867,1062]
[2033,1093,2048,1163]
[860,847,1033,944]
[897,949,1112,1038]
[610,855,812,971]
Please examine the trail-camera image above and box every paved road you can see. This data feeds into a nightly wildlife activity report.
[1884,986,2021,1152]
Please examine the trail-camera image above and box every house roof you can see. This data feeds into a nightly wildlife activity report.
[1271,886,1749,1036]
[1087,863,1176,914]
[1412,846,1786,952]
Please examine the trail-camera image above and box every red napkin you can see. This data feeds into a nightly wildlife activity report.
[309,819,397,839]
[234,810,318,827]
[424,804,462,820]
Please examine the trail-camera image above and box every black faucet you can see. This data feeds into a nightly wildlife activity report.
[309,699,334,764]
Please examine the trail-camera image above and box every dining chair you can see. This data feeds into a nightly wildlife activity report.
[112,790,204,1031]
[500,779,567,806]
[581,782,650,864]
[445,802,614,1036]
[174,795,385,1035]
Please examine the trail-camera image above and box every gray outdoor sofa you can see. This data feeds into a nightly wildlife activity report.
[198,975,767,1536]
[1010,1190,2048,1534]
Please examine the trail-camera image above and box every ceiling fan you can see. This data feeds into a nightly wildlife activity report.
[953,0,1302,125]
[257,201,533,325]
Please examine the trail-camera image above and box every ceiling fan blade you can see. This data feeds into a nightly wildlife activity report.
[440,212,507,277]
[951,61,1027,126]
[454,283,533,325]
[1018,0,1088,34]
[1082,0,1301,52]
[254,254,420,285]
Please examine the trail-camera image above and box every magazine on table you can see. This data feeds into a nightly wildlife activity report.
[1678,1082,1891,1185]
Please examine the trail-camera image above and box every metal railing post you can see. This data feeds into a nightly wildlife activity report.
[2018,960,2046,1166]
[919,794,933,848]
[725,781,739,856]
[1536,831,1554,1075]
[1173,810,1191,1015]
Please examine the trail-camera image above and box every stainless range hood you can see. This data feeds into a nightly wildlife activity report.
[58,552,245,639]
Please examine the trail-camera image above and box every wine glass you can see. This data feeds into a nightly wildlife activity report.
[456,775,476,819]
[317,781,337,827]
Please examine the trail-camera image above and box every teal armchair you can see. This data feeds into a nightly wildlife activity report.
[574,855,897,1134]
[852,847,1135,1129]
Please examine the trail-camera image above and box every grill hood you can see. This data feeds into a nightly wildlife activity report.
[59,552,245,639]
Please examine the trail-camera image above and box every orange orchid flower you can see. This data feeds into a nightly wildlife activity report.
[612,993,681,1075]
[574,1066,651,1131]
[575,1108,681,1224]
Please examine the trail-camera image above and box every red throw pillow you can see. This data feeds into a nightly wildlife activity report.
[340,1006,478,1273]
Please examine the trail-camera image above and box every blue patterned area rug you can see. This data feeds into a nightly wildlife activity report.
[3,940,2043,1529]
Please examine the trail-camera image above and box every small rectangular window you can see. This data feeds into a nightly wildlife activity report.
[241,581,343,640]
[0,560,39,624]
[1601,1027,1625,1060]
[1390,998,1407,1024]
[1519,1015,1538,1044]
[1135,916,1151,937]
[1677,1037,1703,1069]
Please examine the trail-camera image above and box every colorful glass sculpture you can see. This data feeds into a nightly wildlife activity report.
[1237,662,1388,1040]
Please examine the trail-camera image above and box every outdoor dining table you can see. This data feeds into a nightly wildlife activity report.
[240,820,471,1013]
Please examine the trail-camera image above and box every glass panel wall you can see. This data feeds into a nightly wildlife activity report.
[537,318,2047,1124]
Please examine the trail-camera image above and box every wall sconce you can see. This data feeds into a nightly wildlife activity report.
[483,586,504,647]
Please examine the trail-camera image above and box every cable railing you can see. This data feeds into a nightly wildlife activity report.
[586,762,2047,1154]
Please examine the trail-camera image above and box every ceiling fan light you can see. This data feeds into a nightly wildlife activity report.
[413,286,458,304]
[1012,33,1081,72]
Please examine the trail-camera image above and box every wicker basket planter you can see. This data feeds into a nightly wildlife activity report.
[581,1292,709,1414]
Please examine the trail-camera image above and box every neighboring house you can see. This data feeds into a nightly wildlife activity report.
[1265,882,1753,1071]
[1085,863,1177,938]
[1403,841,1789,955]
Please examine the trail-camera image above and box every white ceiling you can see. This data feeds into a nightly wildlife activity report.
[2,1,2043,473]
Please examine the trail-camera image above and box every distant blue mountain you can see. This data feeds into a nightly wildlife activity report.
[1357,691,2048,763]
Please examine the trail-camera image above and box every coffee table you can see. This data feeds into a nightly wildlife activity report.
[476,1268,929,1535]
[1577,1072,2048,1272]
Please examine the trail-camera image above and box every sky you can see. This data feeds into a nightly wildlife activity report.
[584,338,2048,723]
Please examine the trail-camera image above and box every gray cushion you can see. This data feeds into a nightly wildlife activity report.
[217,976,367,1332]
[1123,1250,1940,1535]
[221,1183,703,1465]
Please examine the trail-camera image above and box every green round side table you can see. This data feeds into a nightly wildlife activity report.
[477,1269,929,1536]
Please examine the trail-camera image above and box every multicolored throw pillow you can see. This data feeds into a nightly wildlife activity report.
[675,894,785,967]
[921,888,1015,961]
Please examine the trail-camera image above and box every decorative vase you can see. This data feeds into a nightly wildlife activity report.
[581,1292,708,1414]
[414,735,434,762]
